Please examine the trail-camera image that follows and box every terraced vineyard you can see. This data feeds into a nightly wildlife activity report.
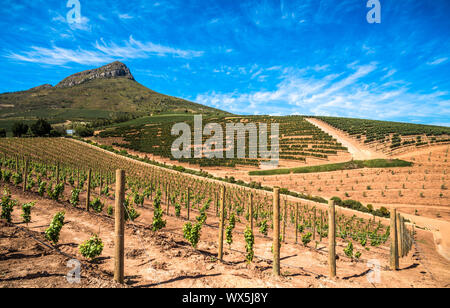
[99,115,349,167]
[316,116,450,154]
[0,138,391,264]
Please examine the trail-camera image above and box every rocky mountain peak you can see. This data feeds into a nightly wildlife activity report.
[55,61,135,88]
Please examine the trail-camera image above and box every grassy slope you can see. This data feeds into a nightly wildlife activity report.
[249,159,413,176]
[0,78,229,123]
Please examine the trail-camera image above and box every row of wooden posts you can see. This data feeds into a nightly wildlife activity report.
[15,160,412,283]
[21,158,102,214]
[390,208,414,271]
[108,169,412,284]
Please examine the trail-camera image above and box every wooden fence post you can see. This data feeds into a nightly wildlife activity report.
[328,199,336,278]
[86,169,92,212]
[319,210,323,243]
[56,162,60,184]
[249,192,254,231]
[114,169,125,284]
[273,187,281,276]
[282,199,287,243]
[216,191,219,217]
[313,207,317,242]
[99,174,103,195]
[390,208,399,270]
[23,159,28,192]
[396,213,403,258]
[218,186,226,261]
[295,203,299,244]
[187,187,190,221]
[166,184,170,215]
[401,216,406,257]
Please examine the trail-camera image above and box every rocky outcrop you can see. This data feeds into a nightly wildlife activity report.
[55,61,135,88]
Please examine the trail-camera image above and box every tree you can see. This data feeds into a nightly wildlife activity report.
[31,119,52,137]
[0,129,6,138]
[12,122,29,137]
[75,126,94,137]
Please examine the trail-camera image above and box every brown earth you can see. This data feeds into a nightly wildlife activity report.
[1,178,449,288]
[88,132,450,260]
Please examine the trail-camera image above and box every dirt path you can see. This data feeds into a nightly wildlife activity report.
[306,118,387,160]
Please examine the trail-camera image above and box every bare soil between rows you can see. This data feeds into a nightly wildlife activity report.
[1,182,449,288]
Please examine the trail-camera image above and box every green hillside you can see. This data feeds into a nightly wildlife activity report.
[0,62,229,131]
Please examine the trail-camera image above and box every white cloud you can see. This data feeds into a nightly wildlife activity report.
[195,62,450,121]
[6,36,204,65]
[50,11,90,31]
[118,13,134,20]
[427,57,448,66]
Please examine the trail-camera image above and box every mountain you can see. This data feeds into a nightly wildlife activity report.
[0,61,229,124]
[56,61,135,88]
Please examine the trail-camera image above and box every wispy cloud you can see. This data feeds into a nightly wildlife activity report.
[427,57,448,66]
[196,62,450,122]
[118,13,134,20]
[6,36,204,65]
[50,10,91,31]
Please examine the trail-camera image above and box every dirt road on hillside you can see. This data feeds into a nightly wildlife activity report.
[305,118,387,160]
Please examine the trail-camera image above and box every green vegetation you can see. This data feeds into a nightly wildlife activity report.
[0,77,228,130]
[249,159,413,176]
[0,188,16,223]
[244,227,255,263]
[152,190,166,231]
[317,116,450,149]
[45,211,65,245]
[79,234,104,260]
[100,115,347,167]
[21,202,35,224]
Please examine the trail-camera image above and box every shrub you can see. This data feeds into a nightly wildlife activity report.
[2,170,11,182]
[183,222,202,248]
[45,212,65,245]
[133,192,144,207]
[79,234,104,260]
[1,188,16,222]
[244,227,255,263]
[70,189,80,207]
[90,197,104,213]
[38,181,47,196]
[331,196,343,206]
[344,241,354,259]
[225,213,236,247]
[75,126,94,137]
[47,182,64,201]
[175,202,181,217]
[101,185,110,196]
[31,119,52,137]
[152,190,165,231]
[12,122,29,137]
[258,219,268,236]
[301,232,312,246]
[12,172,23,185]
[124,197,140,222]
[21,202,35,224]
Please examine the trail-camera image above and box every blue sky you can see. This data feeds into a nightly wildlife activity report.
[1,0,449,126]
